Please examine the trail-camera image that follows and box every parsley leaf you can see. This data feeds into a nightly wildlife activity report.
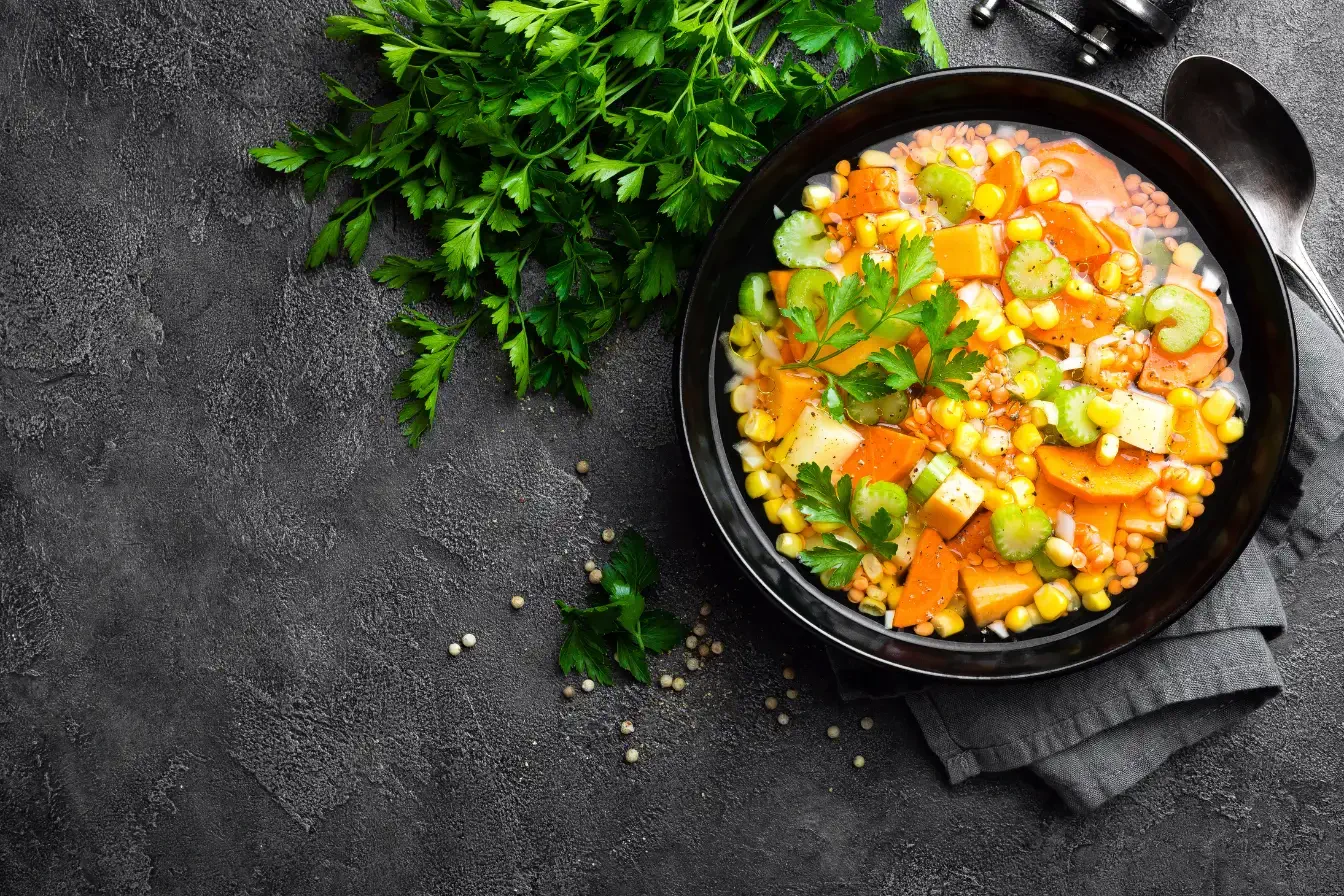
[800,534,866,589]
[794,462,904,567]
[903,0,950,69]
[833,362,889,402]
[869,344,921,392]
[885,281,987,398]
[794,462,854,526]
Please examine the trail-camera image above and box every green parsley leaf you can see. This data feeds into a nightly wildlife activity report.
[834,362,891,402]
[894,234,939,297]
[869,344,921,392]
[794,462,854,526]
[800,534,866,589]
[853,507,901,560]
[903,0,949,69]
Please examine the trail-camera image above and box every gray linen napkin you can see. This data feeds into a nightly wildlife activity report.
[830,294,1344,812]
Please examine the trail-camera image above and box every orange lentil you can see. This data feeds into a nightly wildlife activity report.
[1200,480,1215,497]
[1014,128,1030,144]
[930,440,948,454]
[1140,537,1155,550]
[966,553,983,566]
[1164,236,1179,251]
[1126,550,1142,565]
[836,159,851,176]
[1143,200,1157,214]
[915,129,932,146]
[1189,503,1204,518]
[976,123,993,137]
[1136,562,1149,574]
[1108,579,1125,595]
[983,556,1000,570]
[991,387,1011,405]
[1140,181,1156,192]
[912,406,930,424]
[852,575,870,592]
[1124,173,1141,190]
[1219,368,1236,382]
[1210,461,1224,476]
[1155,204,1171,217]
[1122,575,1139,589]
[914,622,935,636]
[920,423,937,439]
[1151,191,1168,205]
[847,588,863,603]
[1115,559,1135,577]
[1025,137,1041,150]
[969,386,985,400]
[1146,214,1163,228]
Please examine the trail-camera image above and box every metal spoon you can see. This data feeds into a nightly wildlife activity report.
[1163,54,1344,338]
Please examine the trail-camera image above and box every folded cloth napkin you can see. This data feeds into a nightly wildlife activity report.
[830,294,1344,812]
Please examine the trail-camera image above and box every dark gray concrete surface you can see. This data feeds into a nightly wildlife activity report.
[2,1,1342,893]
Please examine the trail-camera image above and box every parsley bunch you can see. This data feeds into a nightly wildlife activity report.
[794,461,901,586]
[556,531,686,684]
[251,0,946,445]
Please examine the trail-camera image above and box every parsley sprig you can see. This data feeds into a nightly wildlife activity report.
[870,280,987,400]
[794,461,901,587]
[556,531,686,685]
[251,0,946,445]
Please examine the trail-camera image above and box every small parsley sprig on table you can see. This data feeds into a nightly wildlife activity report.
[793,461,901,587]
[251,0,948,446]
[556,531,686,685]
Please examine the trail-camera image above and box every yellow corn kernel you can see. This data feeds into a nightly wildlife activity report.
[1172,241,1204,270]
[830,172,848,197]
[1014,453,1039,479]
[1081,590,1112,612]
[778,501,807,534]
[1095,261,1122,294]
[811,520,841,534]
[1033,583,1070,622]
[1004,215,1044,244]
[1031,300,1061,330]
[1004,299,1033,329]
[776,532,804,558]
[1044,536,1075,568]
[1218,416,1244,443]
[931,396,964,430]
[738,442,768,472]
[1007,476,1035,506]
[729,383,755,414]
[1086,396,1122,429]
[801,183,836,211]
[874,209,911,234]
[1165,496,1188,529]
[745,470,774,498]
[947,145,975,169]
[998,326,1025,351]
[729,316,755,346]
[1025,176,1060,205]
[763,497,784,524]
[1174,468,1207,496]
[950,422,981,459]
[977,312,1008,342]
[984,488,1014,511]
[1004,605,1035,633]
[972,183,1006,218]
[986,138,1016,165]
[897,218,926,243]
[1095,432,1120,466]
[1063,278,1095,302]
[979,427,1011,457]
[1014,370,1042,401]
[1200,389,1236,425]
[738,409,776,442]
[963,399,990,419]
[931,610,965,637]
[1073,570,1112,594]
[1013,422,1043,454]
[1167,387,1198,409]
[853,215,878,248]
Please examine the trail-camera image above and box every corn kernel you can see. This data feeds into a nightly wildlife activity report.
[730,383,755,414]
[1007,476,1035,506]
[1095,261,1122,294]
[1005,215,1044,243]
[1064,278,1095,302]
[778,501,807,534]
[1013,422,1043,454]
[830,172,848,197]
[1172,241,1204,270]
[972,183,1006,218]
[858,149,899,169]
[738,409,776,442]
[950,422,981,459]
[763,497,784,524]
[1004,605,1035,633]
[1025,176,1060,205]
[1165,496,1188,529]
[931,396,964,430]
[1081,590,1112,612]
[776,532,804,558]
[1044,536,1075,568]
[1086,396,1122,429]
[874,209,911,234]
[897,218,925,243]
[801,183,835,211]
[1033,583,1070,622]
[1200,389,1236,425]
[745,470,773,498]
[1168,387,1198,409]
[1073,570,1112,594]
[811,520,841,534]
[737,340,760,362]
[977,312,1008,342]
[1014,454,1039,479]
[1174,468,1206,496]
[729,316,755,346]
[998,326,1025,351]
[987,138,1016,165]
[1115,251,1140,273]
[947,145,975,169]
[853,215,878,248]
[1218,416,1244,443]
[1004,299,1033,329]
[764,474,784,499]
[980,427,1012,457]
[963,399,990,419]
[930,610,965,637]
[984,488,1014,511]
[1031,300,1061,330]
[1014,370,1043,401]
[1095,432,1120,466]
[738,442,768,472]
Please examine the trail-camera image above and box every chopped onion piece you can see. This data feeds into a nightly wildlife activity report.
[824,262,847,281]
[884,609,895,630]
[1056,511,1076,546]
[1084,335,1119,384]
[756,329,782,362]
[988,620,1010,639]
[1059,343,1086,371]
[724,374,744,394]
[957,282,983,306]
[773,205,785,220]
[719,333,757,377]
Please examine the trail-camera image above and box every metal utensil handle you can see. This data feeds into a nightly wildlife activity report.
[1278,242,1344,341]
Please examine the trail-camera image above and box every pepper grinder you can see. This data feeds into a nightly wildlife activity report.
[971,0,1195,68]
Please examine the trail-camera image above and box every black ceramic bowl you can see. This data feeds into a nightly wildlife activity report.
[678,67,1296,680]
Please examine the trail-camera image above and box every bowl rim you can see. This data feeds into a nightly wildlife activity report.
[676,65,1297,681]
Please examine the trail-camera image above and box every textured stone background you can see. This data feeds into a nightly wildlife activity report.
[2,1,1342,893]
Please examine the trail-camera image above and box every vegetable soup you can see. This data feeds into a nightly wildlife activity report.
[723,121,1245,640]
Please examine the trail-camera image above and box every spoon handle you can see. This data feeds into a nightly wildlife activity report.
[1277,243,1344,342]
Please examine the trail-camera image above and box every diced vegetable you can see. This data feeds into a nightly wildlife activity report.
[738,273,779,326]
[852,480,909,528]
[888,522,922,574]
[1122,293,1147,330]
[990,504,1054,561]
[853,288,918,341]
[1138,264,1228,393]
[1026,293,1126,349]
[1036,444,1160,503]
[1072,500,1119,545]
[1032,475,1070,516]
[982,151,1025,220]
[1118,502,1168,541]
[1004,240,1071,300]
[911,452,958,504]
[931,223,1001,279]
[773,211,831,268]
[846,167,899,194]
[1055,385,1102,447]
[892,528,959,627]
[1144,285,1213,354]
[768,270,795,306]
[761,369,823,436]
[844,392,911,427]
[945,510,994,560]
[960,565,1044,627]
[1170,408,1227,465]
[1031,139,1130,208]
[1108,389,1175,454]
[840,425,924,482]
[784,267,832,318]
[923,470,985,539]
[1032,201,1112,262]
[778,404,863,478]
[1004,344,1062,398]
[914,164,977,224]
[1031,548,1072,581]
[827,189,903,220]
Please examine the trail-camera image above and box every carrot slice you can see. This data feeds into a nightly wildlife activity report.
[1032,201,1111,262]
[1025,293,1125,348]
[846,167,899,194]
[840,425,926,483]
[983,152,1024,220]
[945,510,994,561]
[827,190,901,219]
[1098,217,1133,253]
[760,369,823,436]
[1032,139,1129,208]
[1036,444,1159,503]
[1033,475,1071,517]
[960,565,1043,627]
[892,528,958,627]
[769,270,795,307]
[1072,500,1120,544]
[1137,264,1228,394]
